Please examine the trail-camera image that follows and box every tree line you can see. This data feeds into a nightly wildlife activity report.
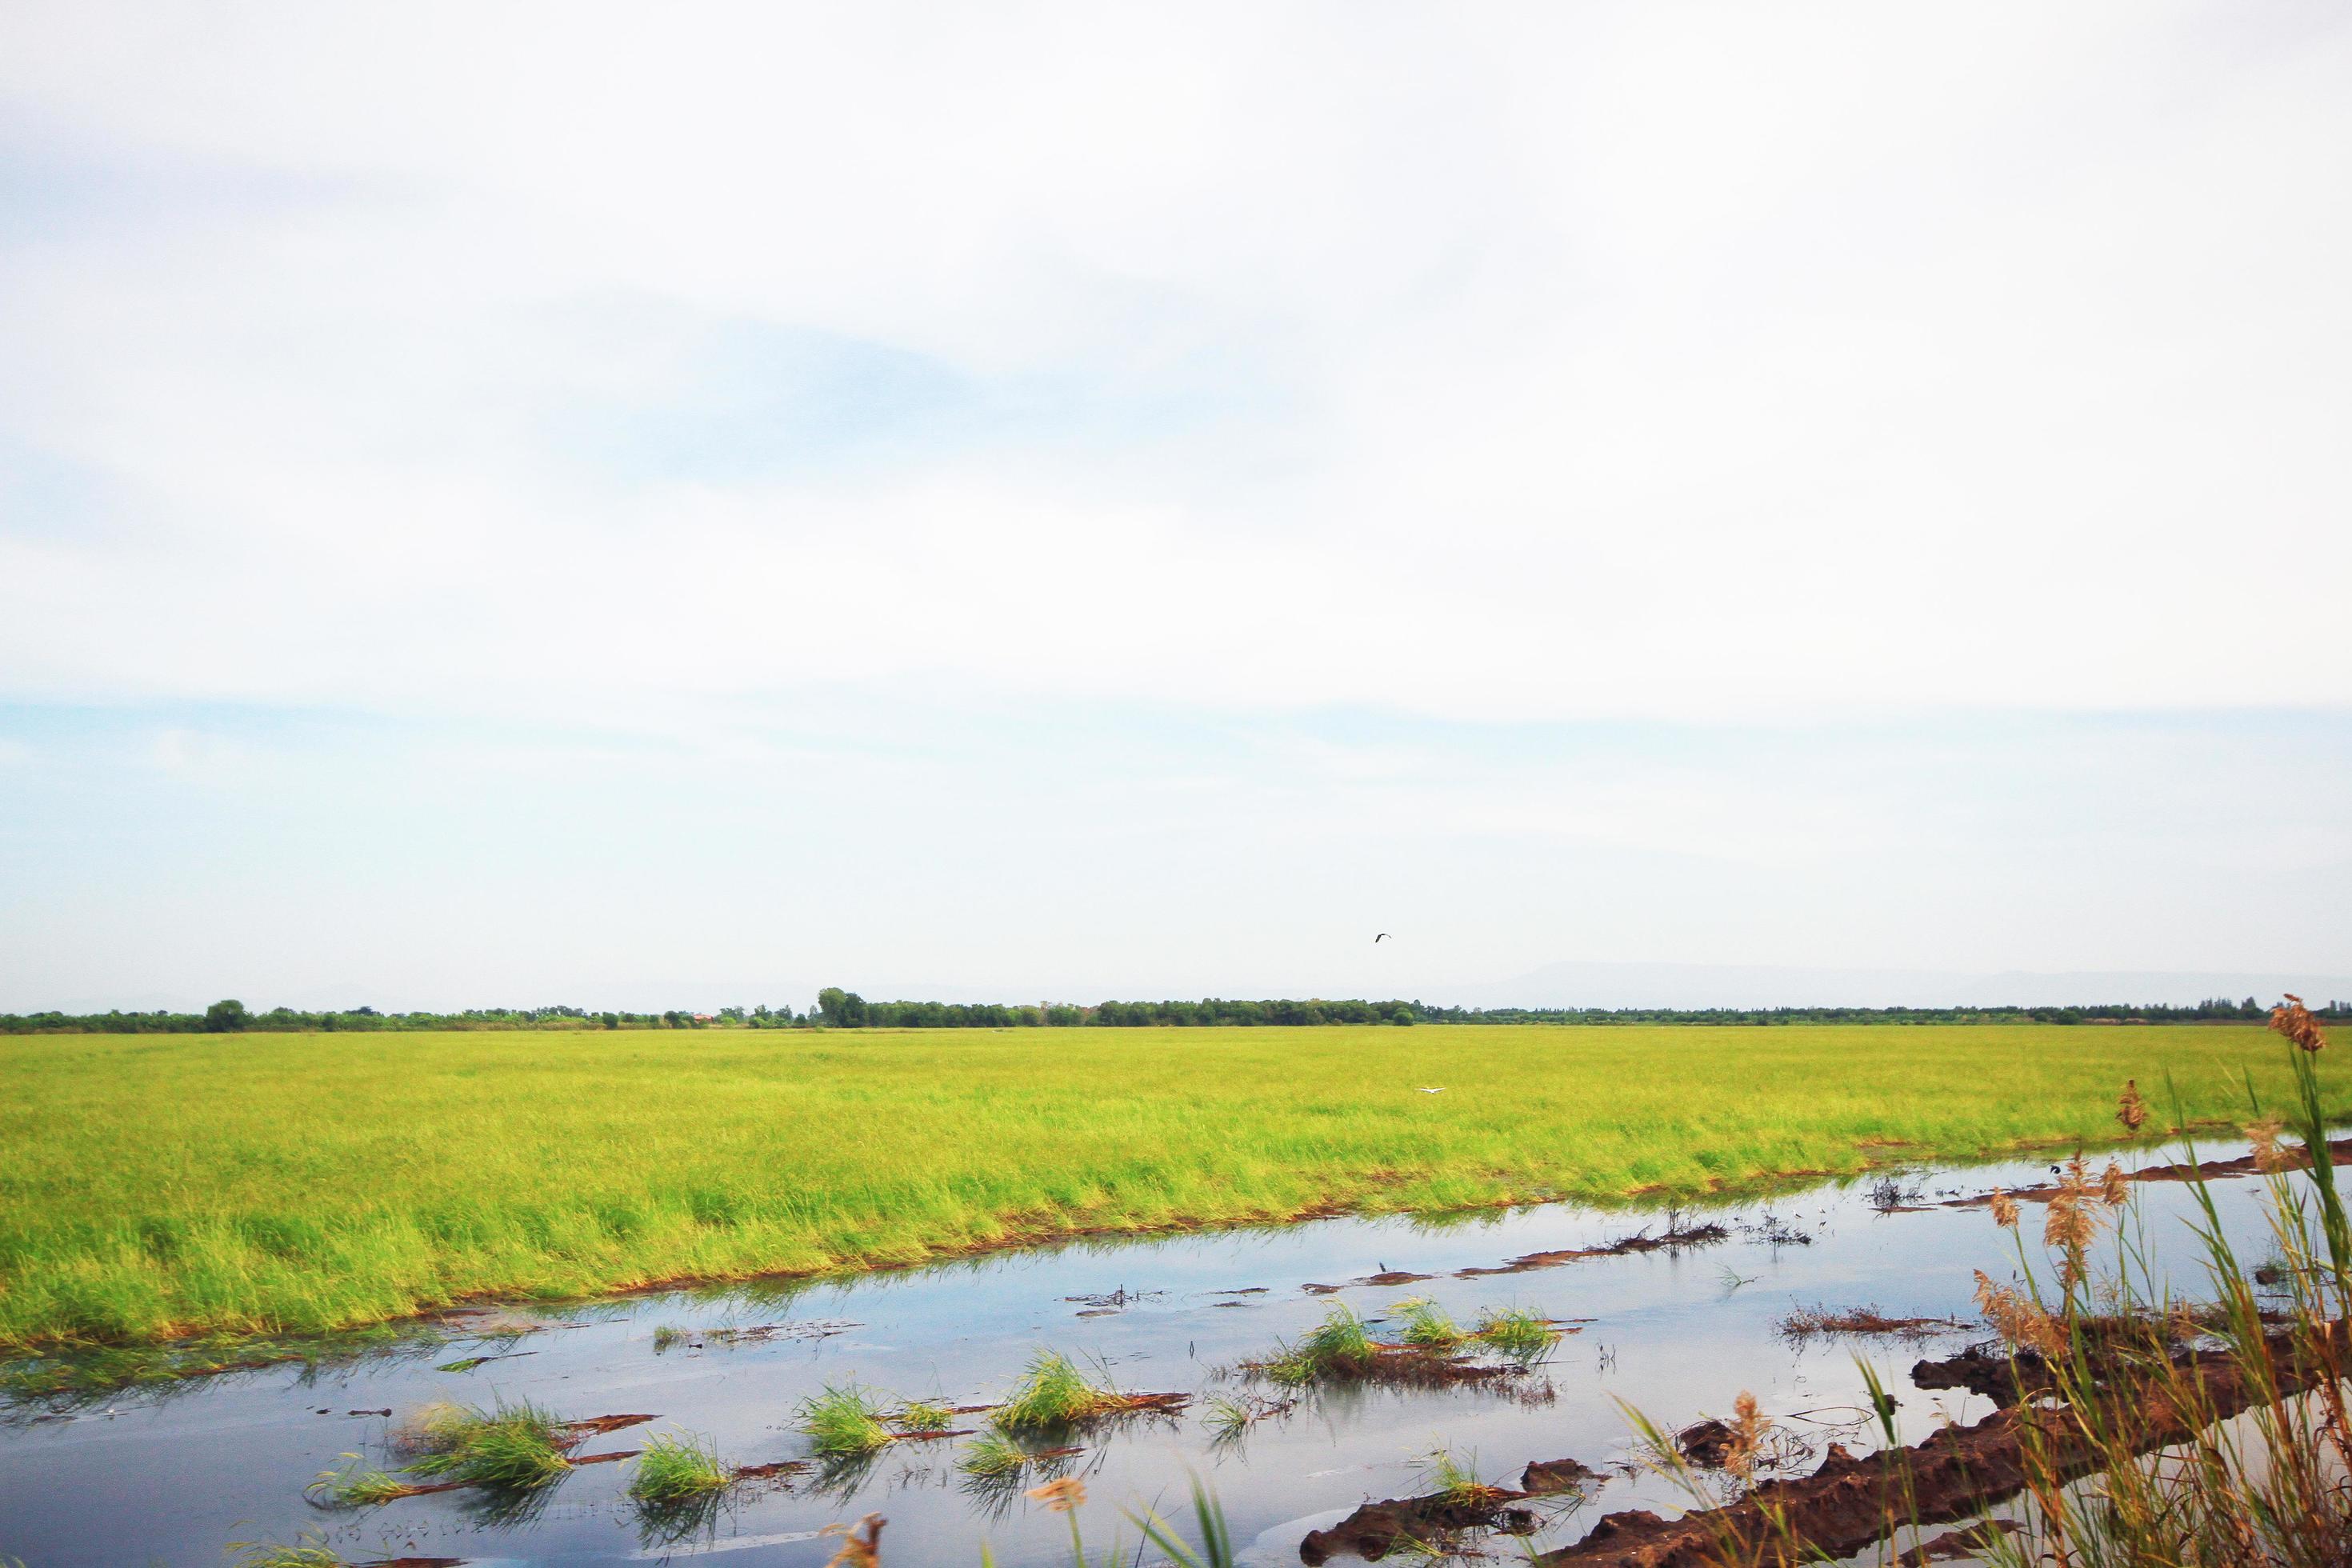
[2,991,2342,1035]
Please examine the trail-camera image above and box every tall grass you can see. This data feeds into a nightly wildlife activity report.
[1968,1002,2352,1567]
[1615,998,2352,1567]
[2,1022,2328,1350]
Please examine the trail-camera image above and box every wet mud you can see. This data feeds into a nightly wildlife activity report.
[1457,1223,1731,1277]
[1542,1322,2338,1566]
[1945,1137,2352,1208]
[1299,1489,1540,1564]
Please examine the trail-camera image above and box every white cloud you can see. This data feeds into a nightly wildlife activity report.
[0,1,2348,731]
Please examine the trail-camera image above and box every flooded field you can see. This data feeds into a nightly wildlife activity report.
[0,1139,2287,1567]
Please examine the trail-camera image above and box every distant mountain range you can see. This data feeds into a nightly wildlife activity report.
[1465,962,2352,1012]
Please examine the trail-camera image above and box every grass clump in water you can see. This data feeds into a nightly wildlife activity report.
[993,1350,1158,1430]
[630,1430,731,1503]
[798,1384,895,1454]
[1473,1305,1562,1359]
[225,1532,350,1567]
[1201,1395,1256,1442]
[895,1399,954,1432]
[958,1427,1035,1477]
[1394,1297,1466,1348]
[1417,1446,1506,1506]
[304,1452,414,1507]
[1263,1303,1380,1386]
[398,1398,571,1489]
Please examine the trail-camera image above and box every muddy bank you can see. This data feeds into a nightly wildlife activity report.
[1946,1137,2352,1209]
[1540,1323,2331,1566]
[1457,1224,1731,1278]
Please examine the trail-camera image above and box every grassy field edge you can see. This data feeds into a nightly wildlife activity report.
[1,1022,2329,1354]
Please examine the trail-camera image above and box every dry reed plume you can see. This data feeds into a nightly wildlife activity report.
[2116,1078,2150,1134]
[2270,993,2329,1054]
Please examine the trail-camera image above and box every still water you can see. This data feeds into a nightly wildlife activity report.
[0,1140,2285,1567]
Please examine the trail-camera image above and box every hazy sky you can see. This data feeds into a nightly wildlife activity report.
[2,3,2348,1010]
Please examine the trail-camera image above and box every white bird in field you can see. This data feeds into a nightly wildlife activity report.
[1416,1086,1446,1094]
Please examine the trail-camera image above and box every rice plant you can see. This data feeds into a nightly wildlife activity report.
[629,1430,731,1503]
[797,1383,895,1454]
[650,1325,687,1353]
[1393,1297,1465,1348]
[398,1398,571,1489]
[1473,1305,1562,1360]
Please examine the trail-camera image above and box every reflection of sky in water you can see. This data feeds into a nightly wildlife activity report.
[0,1141,2288,1567]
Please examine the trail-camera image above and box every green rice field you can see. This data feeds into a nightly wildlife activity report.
[0,1022,2330,1351]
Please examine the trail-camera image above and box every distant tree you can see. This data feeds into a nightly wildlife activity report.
[203,998,248,1034]
[815,988,868,1027]
[598,1012,619,1030]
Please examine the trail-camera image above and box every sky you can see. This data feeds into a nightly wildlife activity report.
[2,2,2349,1012]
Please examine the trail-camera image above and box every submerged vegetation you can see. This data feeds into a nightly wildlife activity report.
[2,1022,2338,1358]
